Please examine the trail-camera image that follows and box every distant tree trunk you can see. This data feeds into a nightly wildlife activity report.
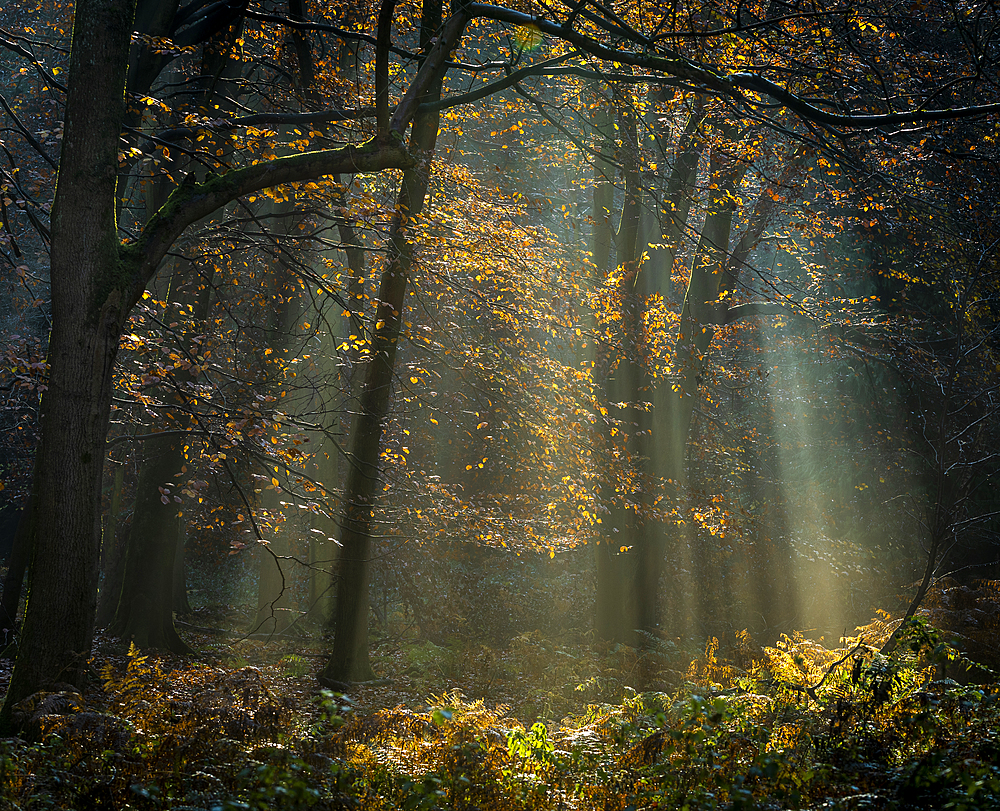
[110,431,192,652]
[652,150,743,640]
[0,500,30,652]
[172,521,193,615]
[110,257,212,652]
[594,101,705,646]
[744,390,797,636]
[252,312,298,635]
[307,20,366,632]
[96,464,127,627]
[590,93,627,643]
[0,0,135,728]
[106,4,241,649]
[305,324,342,628]
[650,146,798,641]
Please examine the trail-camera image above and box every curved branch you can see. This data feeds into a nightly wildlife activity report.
[130,138,413,304]
[418,53,577,113]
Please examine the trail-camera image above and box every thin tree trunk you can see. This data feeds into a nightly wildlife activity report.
[319,160,431,683]
[110,431,193,652]
[591,90,628,643]
[110,259,212,651]
[0,500,29,653]
[172,519,193,615]
[96,464,127,627]
[319,0,461,685]
[252,249,303,637]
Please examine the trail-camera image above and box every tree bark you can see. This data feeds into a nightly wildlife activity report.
[318,0,463,685]
[0,0,136,728]
[0,500,29,653]
[110,431,193,652]
[96,464,127,627]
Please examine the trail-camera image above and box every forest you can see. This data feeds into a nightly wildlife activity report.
[1,0,999,807]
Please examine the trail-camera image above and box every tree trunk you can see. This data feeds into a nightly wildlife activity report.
[305,326,342,628]
[252,257,303,637]
[594,102,706,646]
[172,520,193,615]
[96,463,127,627]
[110,259,212,652]
[305,26,366,629]
[319,0,461,685]
[645,147,743,642]
[110,432,192,652]
[0,500,30,653]
[318,156,432,682]
[590,94,628,643]
[595,94,649,646]
[0,0,135,729]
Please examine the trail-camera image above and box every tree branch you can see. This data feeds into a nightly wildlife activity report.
[389,11,469,136]
[466,3,1000,130]
[130,138,412,304]
[375,0,397,136]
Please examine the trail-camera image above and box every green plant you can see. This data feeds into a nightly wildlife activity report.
[280,654,311,678]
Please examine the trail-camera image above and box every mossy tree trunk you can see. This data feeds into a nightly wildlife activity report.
[0,0,136,726]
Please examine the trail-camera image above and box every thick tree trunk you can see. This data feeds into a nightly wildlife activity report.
[0,0,135,729]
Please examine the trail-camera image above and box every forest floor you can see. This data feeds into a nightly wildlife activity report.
[1,588,999,810]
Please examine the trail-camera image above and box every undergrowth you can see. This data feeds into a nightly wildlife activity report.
[1,608,999,810]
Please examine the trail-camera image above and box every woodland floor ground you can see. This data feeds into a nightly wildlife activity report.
[0,592,999,811]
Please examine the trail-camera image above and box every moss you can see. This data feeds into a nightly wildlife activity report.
[89,241,143,322]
